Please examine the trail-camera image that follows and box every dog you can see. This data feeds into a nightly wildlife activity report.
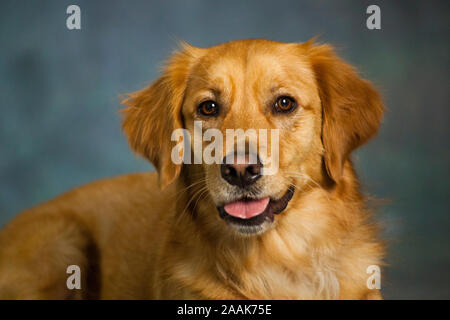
[0,39,385,299]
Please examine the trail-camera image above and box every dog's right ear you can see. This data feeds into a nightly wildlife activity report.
[121,43,203,189]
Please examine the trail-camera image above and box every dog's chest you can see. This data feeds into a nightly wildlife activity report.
[238,262,340,300]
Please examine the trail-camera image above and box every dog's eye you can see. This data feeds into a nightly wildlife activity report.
[273,96,297,114]
[198,100,219,117]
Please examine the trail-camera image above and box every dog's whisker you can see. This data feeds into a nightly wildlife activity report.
[191,189,210,215]
[171,176,210,202]
[173,178,206,195]
[285,172,321,189]
[284,172,331,203]
[179,185,210,218]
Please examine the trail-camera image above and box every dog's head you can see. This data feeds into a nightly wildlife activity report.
[121,39,384,236]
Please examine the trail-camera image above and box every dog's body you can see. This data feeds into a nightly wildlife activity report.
[0,39,384,299]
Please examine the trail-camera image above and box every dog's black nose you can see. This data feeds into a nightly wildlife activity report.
[220,153,262,188]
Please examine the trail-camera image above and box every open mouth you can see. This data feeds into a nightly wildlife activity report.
[217,186,295,233]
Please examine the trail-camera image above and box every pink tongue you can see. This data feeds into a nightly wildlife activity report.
[224,197,270,219]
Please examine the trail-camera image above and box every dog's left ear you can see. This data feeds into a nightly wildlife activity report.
[306,42,385,183]
[121,43,203,189]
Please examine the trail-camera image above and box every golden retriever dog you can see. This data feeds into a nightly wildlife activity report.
[0,39,385,299]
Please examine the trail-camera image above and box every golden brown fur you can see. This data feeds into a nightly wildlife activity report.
[0,39,384,299]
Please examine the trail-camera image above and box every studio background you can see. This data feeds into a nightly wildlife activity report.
[0,0,448,299]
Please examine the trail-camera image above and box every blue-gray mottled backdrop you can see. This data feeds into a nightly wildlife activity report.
[0,0,449,299]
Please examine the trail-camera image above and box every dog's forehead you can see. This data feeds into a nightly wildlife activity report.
[191,41,314,88]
